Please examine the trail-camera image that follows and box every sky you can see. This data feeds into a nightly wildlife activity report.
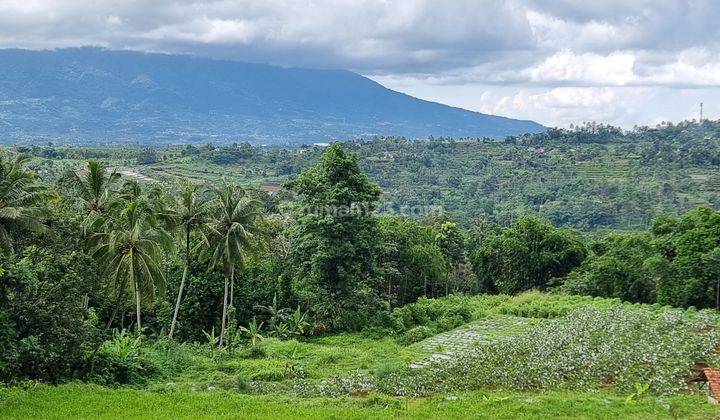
[0,0,719,128]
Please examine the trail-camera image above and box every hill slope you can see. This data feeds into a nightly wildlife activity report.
[0,48,544,145]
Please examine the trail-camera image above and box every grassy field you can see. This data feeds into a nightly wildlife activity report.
[2,384,719,419]
[2,293,719,419]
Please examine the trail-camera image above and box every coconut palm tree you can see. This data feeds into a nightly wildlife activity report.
[0,154,49,254]
[168,181,211,339]
[69,160,120,232]
[91,198,173,331]
[206,182,263,347]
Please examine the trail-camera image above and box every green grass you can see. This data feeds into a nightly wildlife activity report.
[4,293,720,418]
[1,384,718,419]
[133,333,422,389]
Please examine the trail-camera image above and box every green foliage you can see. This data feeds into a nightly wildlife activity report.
[421,306,720,395]
[136,149,158,165]
[165,260,225,343]
[470,215,587,294]
[378,216,448,306]
[559,206,720,310]
[90,195,172,331]
[561,232,659,303]
[371,295,475,340]
[0,240,103,382]
[495,291,621,318]
[238,319,265,346]
[398,326,434,345]
[0,153,50,254]
[5,384,720,419]
[205,181,264,346]
[92,329,147,385]
[287,143,384,331]
[652,207,720,309]
[165,179,212,339]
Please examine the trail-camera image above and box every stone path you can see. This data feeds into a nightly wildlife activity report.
[409,316,537,369]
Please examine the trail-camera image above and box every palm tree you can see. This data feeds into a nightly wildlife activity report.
[206,182,262,347]
[0,154,49,254]
[70,160,120,232]
[91,199,173,331]
[168,181,211,339]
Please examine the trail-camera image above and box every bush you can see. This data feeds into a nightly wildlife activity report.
[1,245,103,382]
[90,330,160,385]
[0,309,18,381]
[399,326,434,345]
[242,344,267,359]
[369,295,477,342]
[496,291,621,318]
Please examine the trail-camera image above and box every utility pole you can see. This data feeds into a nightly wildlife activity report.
[700,102,704,123]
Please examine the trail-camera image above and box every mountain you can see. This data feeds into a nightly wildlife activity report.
[0,48,544,145]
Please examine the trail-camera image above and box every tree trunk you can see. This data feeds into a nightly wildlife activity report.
[169,228,191,339]
[135,278,142,332]
[104,282,127,331]
[388,277,392,308]
[229,265,235,309]
[219,273,229,347]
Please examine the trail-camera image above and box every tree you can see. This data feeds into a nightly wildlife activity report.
[378,216,447,305]
[434,220,466,295]
[470,215,586,295]
[0,154,49,255]
[168,181,211,338]
[90,199,172,331]
[561,232,659,303]
[206,182,263,347]
[67,160,120,232]
[652,207,720,308]
[287,143,383,330]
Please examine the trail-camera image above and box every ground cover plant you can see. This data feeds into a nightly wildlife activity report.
[4,133,720,418]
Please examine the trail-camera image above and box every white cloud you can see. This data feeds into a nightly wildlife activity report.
[0,0,719,127]
[526,51,637,85]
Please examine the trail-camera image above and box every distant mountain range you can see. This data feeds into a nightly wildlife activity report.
[0,48,545,145]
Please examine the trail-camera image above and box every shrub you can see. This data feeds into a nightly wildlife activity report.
[399,326,434,345]
[242,344,267,359]
[90,330,159,385]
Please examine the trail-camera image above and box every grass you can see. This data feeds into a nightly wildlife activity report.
[132,333,423,389]
[1,383,718,419]
[4,293,720,418]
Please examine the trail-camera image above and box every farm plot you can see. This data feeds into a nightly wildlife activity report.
[410,316,543,368]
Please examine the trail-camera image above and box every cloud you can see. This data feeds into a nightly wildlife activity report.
[0,0,718,128]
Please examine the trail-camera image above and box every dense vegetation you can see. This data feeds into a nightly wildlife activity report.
[20,119,720,232]
[3,121,720,417]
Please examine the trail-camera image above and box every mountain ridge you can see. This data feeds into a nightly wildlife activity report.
[0,48,545,145]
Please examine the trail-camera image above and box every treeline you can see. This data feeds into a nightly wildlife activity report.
[1,142,720,384]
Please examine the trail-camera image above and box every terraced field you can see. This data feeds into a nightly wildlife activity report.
[410,316,542,369]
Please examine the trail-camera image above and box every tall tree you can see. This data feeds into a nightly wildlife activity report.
[287,143,383,330]
[90,199,172,331]
[168,181,211,339]
[206,182,262,347]
[68,160,120,232]
[378,216,447,305]
[434,220,466,295]
[470,215,586,295]
[0,154,49,254]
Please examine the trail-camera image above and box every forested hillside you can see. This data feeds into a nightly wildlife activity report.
[0,48,543,145]
[20,119,720,231]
